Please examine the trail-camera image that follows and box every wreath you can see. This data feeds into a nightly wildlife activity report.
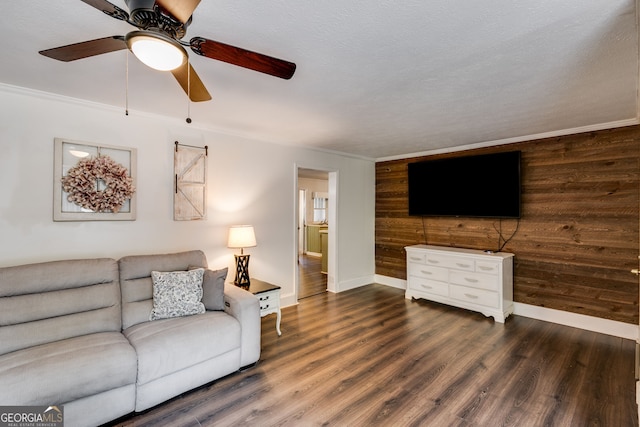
[61,155,135,213]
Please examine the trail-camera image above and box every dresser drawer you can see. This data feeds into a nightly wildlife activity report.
[450,285,499,308]
[407,252,427,264]
[449,270,499,291]
[425,254,474,272]
[257,290,279,313]
[408,263,448,282]
[408,278,449,297]
[475,260,500,275]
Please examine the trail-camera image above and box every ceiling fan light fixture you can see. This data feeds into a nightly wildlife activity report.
[126,31,187,71]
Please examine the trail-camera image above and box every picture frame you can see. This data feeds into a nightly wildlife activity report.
[53,138,137,221]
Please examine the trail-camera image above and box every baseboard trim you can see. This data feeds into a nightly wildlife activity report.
[281,292,298,308]
[374,274,406,289]
[305,252,322,258]
[513,302,637,340]
[374,274,637,340]
[335,275,375,293]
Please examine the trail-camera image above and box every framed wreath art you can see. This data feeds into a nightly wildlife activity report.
[53,138,137,221]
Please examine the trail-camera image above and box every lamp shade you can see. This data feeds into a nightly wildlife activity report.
[227,225,257,249]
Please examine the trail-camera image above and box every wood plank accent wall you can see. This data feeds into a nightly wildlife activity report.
[376,126,640,324]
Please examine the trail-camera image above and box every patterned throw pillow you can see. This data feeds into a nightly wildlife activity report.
[150,268,205,320]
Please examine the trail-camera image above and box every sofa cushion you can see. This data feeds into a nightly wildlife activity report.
[0,258,121,356]
[190,266,227,311]
[123,311,241,386]
[150,269,205,320]
[119,251,208,330]
[0,332,137,406]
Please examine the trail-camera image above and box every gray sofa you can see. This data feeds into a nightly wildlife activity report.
[0,250,260,427]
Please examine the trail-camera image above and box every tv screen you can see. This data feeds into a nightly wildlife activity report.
[408,151,521,218]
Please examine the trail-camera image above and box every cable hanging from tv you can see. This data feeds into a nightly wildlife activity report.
[495,218,519,252]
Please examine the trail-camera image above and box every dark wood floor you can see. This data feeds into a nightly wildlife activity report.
[298,254,327,299]
[109,284,637,427]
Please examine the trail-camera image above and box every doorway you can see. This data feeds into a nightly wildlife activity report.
[296,167,336,300]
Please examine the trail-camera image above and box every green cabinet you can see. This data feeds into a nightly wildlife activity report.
[320,230,328,273]
[306,224,327,255]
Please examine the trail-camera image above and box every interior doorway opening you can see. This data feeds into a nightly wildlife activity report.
[296,167,337,300]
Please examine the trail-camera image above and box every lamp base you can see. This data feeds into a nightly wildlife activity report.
[234,254,251,287]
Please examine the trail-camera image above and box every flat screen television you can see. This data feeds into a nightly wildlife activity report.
[408,151,521,218]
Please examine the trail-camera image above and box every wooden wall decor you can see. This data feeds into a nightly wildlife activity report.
[376,126,640,324]
[174,141,208,221]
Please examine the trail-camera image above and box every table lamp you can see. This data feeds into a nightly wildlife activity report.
[227,225,257,286]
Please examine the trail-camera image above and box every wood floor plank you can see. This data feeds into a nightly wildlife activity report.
[298,255,327,299]
[106,284,637,427]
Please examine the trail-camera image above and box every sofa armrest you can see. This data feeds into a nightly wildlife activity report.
[223,284,261,366]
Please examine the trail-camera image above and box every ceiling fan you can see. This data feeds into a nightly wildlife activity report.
[39,0,297,102]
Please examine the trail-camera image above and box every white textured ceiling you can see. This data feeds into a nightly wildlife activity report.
[0,1,637,160]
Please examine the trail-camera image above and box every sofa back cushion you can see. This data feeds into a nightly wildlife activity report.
[118,250,208,330]
[0,258,121,356]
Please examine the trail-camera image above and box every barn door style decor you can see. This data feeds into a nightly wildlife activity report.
[174,141,208,220]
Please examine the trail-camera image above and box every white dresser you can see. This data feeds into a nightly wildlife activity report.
[405,245,514,322]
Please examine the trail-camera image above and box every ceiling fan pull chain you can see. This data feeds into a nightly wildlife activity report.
[125,50,129,116]
[186,57,192,124]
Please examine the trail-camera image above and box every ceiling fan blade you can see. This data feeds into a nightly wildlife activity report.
[156,0,201,24]
[190,37,296,80]
[81,0,129,21]
[171,62,212,102]
[39,36,127,62]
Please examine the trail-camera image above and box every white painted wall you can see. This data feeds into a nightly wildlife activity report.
[0,85,376,306]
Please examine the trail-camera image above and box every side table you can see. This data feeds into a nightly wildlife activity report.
[243,279,281,336]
